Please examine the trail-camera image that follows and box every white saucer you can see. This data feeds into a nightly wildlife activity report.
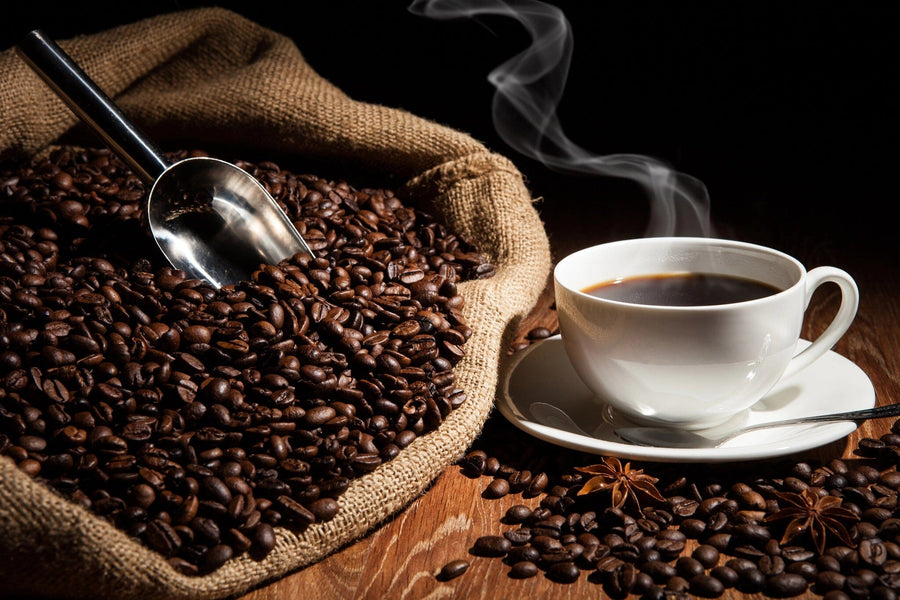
[497,335,876,463]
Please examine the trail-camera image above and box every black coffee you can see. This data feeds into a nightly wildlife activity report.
[582,272,780,306]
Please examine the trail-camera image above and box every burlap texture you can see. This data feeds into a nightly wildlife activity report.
[0,7,551,599]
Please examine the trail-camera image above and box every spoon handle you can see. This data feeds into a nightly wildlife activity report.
[17,29,168,184]
[745,403,900,432]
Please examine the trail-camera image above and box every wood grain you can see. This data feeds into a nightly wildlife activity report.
[238,223,899,600]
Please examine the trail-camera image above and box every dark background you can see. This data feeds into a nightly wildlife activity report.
[3,1,897,264]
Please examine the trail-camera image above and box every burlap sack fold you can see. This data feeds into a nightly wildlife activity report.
[0,7,551,599]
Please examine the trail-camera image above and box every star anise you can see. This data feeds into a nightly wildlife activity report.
[575,456,665,510]
[765,488,859,554]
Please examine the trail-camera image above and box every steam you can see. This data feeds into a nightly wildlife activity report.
[408,0,713,237]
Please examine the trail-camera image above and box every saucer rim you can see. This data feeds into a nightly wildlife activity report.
[497,335,876,463]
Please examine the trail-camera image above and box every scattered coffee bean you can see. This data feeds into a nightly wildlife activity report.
[504,527,532,545]
[690,573,725,598]
[507,545,540,564]
[441,405,900,595]
[472,535,511,557]
[546,560,580,583]
[709,565,738,588]
[437,559,469,580]
[503,504,533,524]
[484,478,510,499]
[692,544,720,568]
[509,560,538,578]
[675,556,704,578]
[525,327,552,340]
[765,572,808,597]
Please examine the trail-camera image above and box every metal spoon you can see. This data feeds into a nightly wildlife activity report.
[17,30,313,288]
[615,403,900,448]
[529,402,594,437]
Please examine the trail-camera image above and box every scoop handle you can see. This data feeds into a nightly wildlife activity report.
[17,29,168,184]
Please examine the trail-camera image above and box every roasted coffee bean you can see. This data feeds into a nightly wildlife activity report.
[529,506,553,523]
[880,471,900,489]
[709,565,739,588]
[736,568,765,593]
[758,554,786,576]
[250,523,276,558]
[666,575,690,593]
[706,511,730,533]
[726,557,757,574]
[460,450,488,476]
[690,574,726,598]
[640,586,667,600]
[472,535,511,557]
[655,535,686,558]
[782,546,815,563]
[504,527,532,545]
[146,519,181,556]
[844,574,872,598]
[765,572,808,597]
[128,483,157,509]
[541,545,576,564]
[595,555,625,574]
[706,532,732,552]
[675,556,705,578]
[484,478,510,499]
[168,556,199,576]
[670,497,700,517]
[871,587,898,600]
[786,560,817,580]
[546,561,580,583]
[191,516,221,545]
[437,559,469,580]
[506,545,540,564]
[227,528,252,554]
[563,542,584,561]
[203,544,234,572]
[521,471,548,496]
[607,562,639,596]
[309,497,339,521]
[732,523,771,545]
[202,477,232,506]
[509,560,539,578]
[692,544,720,568]
[859,539,889,566]
[643,560,677,584]
[503,504,533,524]
[679,518,706,538]
[483,457,501,476]
[507,469,532,492]
[531,535,562,553]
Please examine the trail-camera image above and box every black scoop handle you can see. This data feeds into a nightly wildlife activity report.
[17,29,168,184]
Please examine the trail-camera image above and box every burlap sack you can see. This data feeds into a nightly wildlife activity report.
[0,7,550,599]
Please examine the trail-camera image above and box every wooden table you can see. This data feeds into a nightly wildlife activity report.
[238,175,900,599]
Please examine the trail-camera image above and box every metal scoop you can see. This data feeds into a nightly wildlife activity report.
[17,29,313,288]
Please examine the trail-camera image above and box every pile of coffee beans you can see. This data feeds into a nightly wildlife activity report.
[0,146,494,574]
[441,410,900,599]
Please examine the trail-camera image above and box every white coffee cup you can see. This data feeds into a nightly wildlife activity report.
[553,237,859,429]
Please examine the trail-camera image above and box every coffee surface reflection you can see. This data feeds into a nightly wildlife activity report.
[583,273,780,306]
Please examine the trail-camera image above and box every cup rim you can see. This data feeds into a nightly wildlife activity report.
[554,237,806,311]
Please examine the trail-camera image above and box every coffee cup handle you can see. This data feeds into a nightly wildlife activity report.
[782,266,859,379]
